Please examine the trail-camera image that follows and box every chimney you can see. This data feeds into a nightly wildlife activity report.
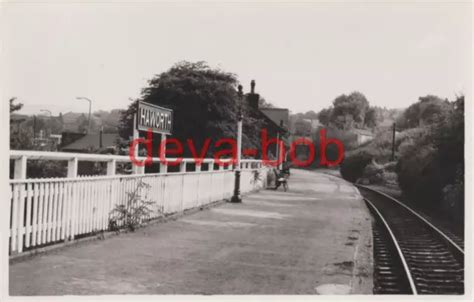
[247,80,260,110]
[99,126,103,148]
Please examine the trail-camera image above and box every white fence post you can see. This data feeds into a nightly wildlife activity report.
[67,157,78,178]
[179,161,186,173]
[14,155,27,179]
[160,161,168,174]
[107,159,116,176]
[12,159,26,252]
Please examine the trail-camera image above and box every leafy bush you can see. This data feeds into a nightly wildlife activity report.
[441,166,464,219]
[383,161,397,172]
[356,159,399,185]
[396,96,464,216]
[311,126,358,168]
[382,171,398,186]
[396,141,442,207]
[26,160,67,178]
[340,149,375,182]
[340,123,429,183]
[362,161,385,184]
[109,179,159,232]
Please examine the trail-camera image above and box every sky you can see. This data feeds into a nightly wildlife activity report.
[2,1,472,116]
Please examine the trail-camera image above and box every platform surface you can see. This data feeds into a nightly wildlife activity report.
[9,169,373,295]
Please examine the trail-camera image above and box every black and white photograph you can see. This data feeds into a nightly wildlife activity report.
[1,0,472,299]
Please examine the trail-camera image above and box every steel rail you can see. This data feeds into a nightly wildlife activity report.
[364,198,418,294]
[357,185,464,255]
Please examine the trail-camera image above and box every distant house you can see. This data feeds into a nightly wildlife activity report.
[260,108,290,130]
[61,132,120,153]
[244,80,289,160]
[244,80,289,133]
[49,134,62,145]
[303,118,321,130]
[353,128,374,145]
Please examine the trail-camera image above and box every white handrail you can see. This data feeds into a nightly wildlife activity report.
[9,150,237,163]
[9,150,266,180]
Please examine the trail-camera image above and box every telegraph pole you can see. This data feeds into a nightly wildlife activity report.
[231,85,243,203]
[391,122,396,161]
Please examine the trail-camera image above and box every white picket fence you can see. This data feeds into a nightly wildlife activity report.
[9,151,268,255]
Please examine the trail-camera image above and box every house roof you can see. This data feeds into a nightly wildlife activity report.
[61,133,119,151]
[259,108,289,133]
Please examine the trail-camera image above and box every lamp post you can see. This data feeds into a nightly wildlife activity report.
[230,85,243,203]
[39,109,52,143]
[76,97,92,133]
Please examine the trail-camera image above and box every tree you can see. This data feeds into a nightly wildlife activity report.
[432,95,464,205]
[396,95,464,219]
[77,114,96,133]
[317,108,332,126]
[119,61,268,157]
[398,95,451,129]
[9,98,34,150]
[330,92,370,129]
[303,110,318,120]
[293,119,312,136]
[364,107,381,129]
[418,96,450,125]
[258,97,275,108]
[10,97,23,113]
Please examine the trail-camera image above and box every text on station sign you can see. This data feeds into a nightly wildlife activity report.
[137,101,173,135]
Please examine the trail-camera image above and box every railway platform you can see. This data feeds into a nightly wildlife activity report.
[9,169,373,295]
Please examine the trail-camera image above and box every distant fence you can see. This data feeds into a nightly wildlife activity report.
[9,150,268,255]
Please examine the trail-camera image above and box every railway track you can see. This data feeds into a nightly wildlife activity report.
[357,185,464,295]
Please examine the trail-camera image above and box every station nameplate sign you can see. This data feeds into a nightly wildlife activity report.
[137,101,173,135]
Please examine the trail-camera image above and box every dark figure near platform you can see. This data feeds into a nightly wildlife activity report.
[281,162,291,176]
[273,168,289,191]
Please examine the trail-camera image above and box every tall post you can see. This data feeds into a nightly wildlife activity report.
[391,123,396,161]
[276,132,283,170]
[276,132,279,163]
[14,156,27,179]
[231,85,243,203]
[132,112,140,174]
[106,159,116,176]
[99,126,103,148]
[67,157,78,178]
[76,97,92,134]
[160,133,167,173]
